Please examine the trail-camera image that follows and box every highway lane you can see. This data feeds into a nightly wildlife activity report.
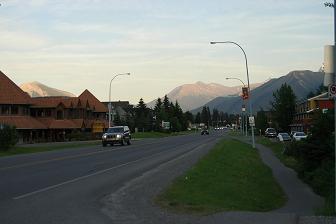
[0,131,224,224]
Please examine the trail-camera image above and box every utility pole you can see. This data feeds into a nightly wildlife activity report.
[324,0,336,213]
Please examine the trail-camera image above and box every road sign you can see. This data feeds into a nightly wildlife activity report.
[249,116,255,127]
[162,121,170,130]
[329,84,336,98]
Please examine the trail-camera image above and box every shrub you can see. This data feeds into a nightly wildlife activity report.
[0,124,18,151]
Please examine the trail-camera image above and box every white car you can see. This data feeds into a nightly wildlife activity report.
[292,132,307,141]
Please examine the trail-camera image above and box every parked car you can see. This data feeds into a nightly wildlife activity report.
[201,129,209,135]
[292,132,307,141]
[277,133,291,142]
[102,126,131,147]
[290,131,297,138]
[265,128,277,138]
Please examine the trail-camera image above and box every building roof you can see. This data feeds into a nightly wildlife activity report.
[36,118,83,129]
[79,89,107,112]
[0,71,32,104]
[30,97,79,108]
[0,116,47,129]
[308,92,329,101]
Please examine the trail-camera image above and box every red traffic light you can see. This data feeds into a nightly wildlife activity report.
[242,87,249,100]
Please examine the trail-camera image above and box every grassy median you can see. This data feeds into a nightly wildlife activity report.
[157,139,286,214]
[132,130,193,139]
[0,141,100,157]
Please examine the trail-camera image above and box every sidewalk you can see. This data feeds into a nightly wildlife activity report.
[230,135,336,223]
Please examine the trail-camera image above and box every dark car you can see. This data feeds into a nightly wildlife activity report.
[277,132,291,142]
[102,126,131,147]
[201,129,209,135]
[265,128,277,138]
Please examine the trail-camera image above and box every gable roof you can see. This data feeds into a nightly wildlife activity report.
[79,89,107,112]
[30,97,78,108]
[0,71,32,104]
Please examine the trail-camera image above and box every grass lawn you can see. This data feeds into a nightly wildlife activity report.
[132,130,193,139]
[0,141,100,157]
[157,139,287,214]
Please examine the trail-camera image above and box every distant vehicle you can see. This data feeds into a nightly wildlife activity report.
[277,133,291,142]
[201,129,209,135]
[292,132,307,141]
[265,128,277,138]
[102,126,131,147]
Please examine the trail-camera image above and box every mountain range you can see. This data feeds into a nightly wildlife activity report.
[191,70,324,114]
[20,81,76,98]
[147,81,262,111]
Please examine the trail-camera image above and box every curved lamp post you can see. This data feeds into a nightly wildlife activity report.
[108,73,130,127]
[211,41,255,148]
[226,77,248,137]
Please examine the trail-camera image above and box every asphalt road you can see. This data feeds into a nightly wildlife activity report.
[0,131,223,224]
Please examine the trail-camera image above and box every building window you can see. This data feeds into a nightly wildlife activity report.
[57,110,64,120]
[1,105,9,115]
[11,105,18,115]
[45,109,51,117]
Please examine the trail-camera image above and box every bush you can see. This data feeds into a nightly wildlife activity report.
[67,131,98,141]
[0,124,18,151]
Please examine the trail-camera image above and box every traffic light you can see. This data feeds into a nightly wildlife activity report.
[242,87,249,100]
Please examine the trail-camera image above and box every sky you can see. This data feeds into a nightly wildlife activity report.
[0,0,333,104]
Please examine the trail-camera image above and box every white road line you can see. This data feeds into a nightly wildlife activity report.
[12,139,212,200]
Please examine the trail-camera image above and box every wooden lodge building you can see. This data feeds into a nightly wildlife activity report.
[0,71,108,143]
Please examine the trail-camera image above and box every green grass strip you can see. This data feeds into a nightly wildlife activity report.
[0,141,100,157]
[132,131,193,139]
[157,139,286,214]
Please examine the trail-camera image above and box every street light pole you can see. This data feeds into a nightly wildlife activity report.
[226,77,247,136]
[211,41,256,148]
[108,73,130,128]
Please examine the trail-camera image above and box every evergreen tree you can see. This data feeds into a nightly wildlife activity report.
[135,98,150,132]
[271,83,296,132]
[195,112,201,124]
[113,111,122,126]
[163,95,170,117]
[212,109,219,126]
[201,106,208,124]
[153,98,163,131]
[255,108,268,134]
[184,111,194,124]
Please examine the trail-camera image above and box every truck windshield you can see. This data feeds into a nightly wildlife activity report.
[107,128,124,133]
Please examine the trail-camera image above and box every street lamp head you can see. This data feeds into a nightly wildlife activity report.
[210,42,216,44]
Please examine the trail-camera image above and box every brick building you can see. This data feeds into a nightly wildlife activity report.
[290,92,334,133]
[0,71,108,143]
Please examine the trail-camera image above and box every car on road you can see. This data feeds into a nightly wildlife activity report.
[292,132,307,141]
[265,128,277,138]
[102,126,131,147]
[277,133,291,142]
[201,129,209,135]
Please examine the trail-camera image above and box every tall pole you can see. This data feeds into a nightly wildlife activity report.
[334,0,336,214]
[211,41,255,148]
[226,77,246,136]
[108,73,130,128]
